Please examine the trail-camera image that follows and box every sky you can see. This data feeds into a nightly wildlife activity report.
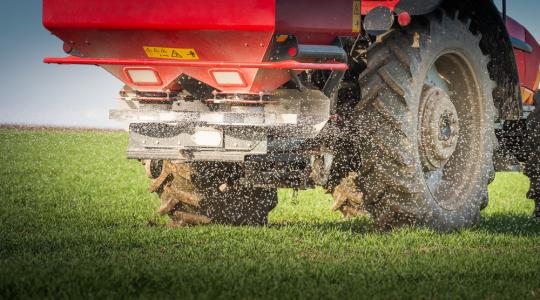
[0,1,539,128]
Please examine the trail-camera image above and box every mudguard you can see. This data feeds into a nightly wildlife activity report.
[395,0,522,119]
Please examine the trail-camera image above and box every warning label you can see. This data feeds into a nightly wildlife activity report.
[352,1,361,33]
[143,46,199,60]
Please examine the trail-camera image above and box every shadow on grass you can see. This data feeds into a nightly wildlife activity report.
[477,213,540,236]
[269,217,377,234]
[269,213,540,236]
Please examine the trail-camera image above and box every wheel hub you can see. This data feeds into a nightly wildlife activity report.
[420,86,460,171]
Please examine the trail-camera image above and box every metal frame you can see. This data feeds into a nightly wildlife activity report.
[44,56,348,71]
[118,89,333,161]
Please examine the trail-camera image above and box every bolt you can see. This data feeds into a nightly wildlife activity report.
[155,140,159,145]
[142,140,146,144]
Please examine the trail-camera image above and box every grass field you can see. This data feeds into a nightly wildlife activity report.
[0,129,539,299]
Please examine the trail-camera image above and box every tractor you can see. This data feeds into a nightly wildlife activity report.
[43,0,540,230]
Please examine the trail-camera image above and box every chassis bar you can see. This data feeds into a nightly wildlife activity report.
[43,56,349,71]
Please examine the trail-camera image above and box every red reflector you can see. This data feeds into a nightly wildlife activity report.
[288,47,298,57]
[398,12,412,27]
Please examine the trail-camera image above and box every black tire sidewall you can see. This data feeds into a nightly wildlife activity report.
[406,16,496,230]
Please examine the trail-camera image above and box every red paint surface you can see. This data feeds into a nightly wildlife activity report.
[275,1,356,44]
[43,0,539,104]
[506,17,540,104]
[43,0,276,31]
[44,56,348,71]
[362,0,399,14]
[43,0,280,92]
[43,0,359,93]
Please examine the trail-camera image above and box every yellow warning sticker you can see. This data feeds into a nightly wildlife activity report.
[143,46,199,60]
[352,1,361,33]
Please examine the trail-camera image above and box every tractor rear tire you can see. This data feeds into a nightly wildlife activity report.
[147,160,278,226]
[525,106,540,217]
[351,11,496,231]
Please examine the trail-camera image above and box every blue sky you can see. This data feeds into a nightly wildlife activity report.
[0,1,538,128]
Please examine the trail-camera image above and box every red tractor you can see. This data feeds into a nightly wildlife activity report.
[43,0,540,230]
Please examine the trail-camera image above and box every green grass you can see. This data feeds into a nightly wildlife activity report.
[0,129,539,299]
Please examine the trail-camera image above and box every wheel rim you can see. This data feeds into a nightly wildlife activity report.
[419,51,484,211]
